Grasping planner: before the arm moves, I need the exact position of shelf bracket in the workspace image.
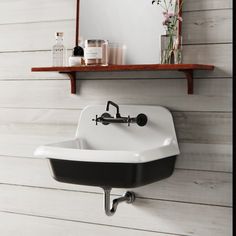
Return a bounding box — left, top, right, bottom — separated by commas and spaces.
60, 72, 76, 94
179, 69, 194, 95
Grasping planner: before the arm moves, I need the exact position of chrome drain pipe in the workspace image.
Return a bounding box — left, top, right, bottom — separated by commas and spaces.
103, 188, 135, 216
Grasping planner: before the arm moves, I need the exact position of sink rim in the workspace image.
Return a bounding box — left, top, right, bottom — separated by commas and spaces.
34, 137, 179, 164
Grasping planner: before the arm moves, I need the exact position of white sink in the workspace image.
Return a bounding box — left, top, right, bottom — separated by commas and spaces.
34, 104, 180, 188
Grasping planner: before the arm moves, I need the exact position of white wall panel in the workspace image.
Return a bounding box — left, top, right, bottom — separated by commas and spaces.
0, 211, 166, 236
0, 79, 232, 111
0, 184, 232, 236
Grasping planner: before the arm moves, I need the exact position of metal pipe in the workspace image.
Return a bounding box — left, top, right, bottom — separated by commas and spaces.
94, 113, 148, 127
103, 188, 135, 216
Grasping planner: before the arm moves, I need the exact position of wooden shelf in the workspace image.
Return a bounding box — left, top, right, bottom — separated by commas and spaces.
31, 64, 214, 94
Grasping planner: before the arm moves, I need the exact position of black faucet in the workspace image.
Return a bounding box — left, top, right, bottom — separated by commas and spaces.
106, 101, 121, 118
93, 101, 148, 127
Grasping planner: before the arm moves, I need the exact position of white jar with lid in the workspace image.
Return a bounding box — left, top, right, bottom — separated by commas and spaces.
84, 39, 108, 66
68, 45, 85, 66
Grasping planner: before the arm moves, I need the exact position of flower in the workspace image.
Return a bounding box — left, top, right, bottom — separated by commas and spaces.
162, 12, 174, 25
178, 16, 183, 22
152, 0, 184, 64
152, 0, 183, 35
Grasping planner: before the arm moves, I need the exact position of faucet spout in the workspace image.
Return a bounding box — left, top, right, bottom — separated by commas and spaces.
106, 101, 121, 118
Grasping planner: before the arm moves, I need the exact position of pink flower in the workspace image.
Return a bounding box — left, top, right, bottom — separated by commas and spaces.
168, 12, 174, 17
163, 11, 174, 18
162, 16, 170, 26
178, 16, 183, 22
163, 11, 168, 15
162, 20, 168, 26
162, 10, 183, 27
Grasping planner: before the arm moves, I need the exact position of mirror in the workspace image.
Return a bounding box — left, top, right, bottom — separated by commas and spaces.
80, 0, 182, 65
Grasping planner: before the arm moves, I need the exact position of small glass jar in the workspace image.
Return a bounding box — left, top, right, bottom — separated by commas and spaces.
84, 39, 108, 66
108, 42, 126, 65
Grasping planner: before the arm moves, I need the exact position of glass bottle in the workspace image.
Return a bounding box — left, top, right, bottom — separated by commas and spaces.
52, 32, 66, 67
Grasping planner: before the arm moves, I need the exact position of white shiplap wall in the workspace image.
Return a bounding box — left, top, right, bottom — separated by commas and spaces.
0, 0, 232, 235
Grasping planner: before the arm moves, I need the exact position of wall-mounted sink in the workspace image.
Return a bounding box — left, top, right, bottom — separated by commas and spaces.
34, 102, 179, 215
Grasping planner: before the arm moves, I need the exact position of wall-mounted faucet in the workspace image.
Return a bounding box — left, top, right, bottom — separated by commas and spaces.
93, 101, 148, 127
106, 101, 121, 118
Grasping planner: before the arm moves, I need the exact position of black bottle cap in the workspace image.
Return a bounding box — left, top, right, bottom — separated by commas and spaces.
73, 46, 84, 56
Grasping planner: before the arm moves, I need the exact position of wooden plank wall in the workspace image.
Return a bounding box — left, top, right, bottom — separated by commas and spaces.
0, 0, 232, 235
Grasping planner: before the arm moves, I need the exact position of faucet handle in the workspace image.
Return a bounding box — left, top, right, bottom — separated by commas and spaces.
92, 115, 98, 125
127, 115, 131, 127
136, 114, 148, 127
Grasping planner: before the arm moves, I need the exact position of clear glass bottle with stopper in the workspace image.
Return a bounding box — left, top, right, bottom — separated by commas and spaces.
52, 32, 66, 66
